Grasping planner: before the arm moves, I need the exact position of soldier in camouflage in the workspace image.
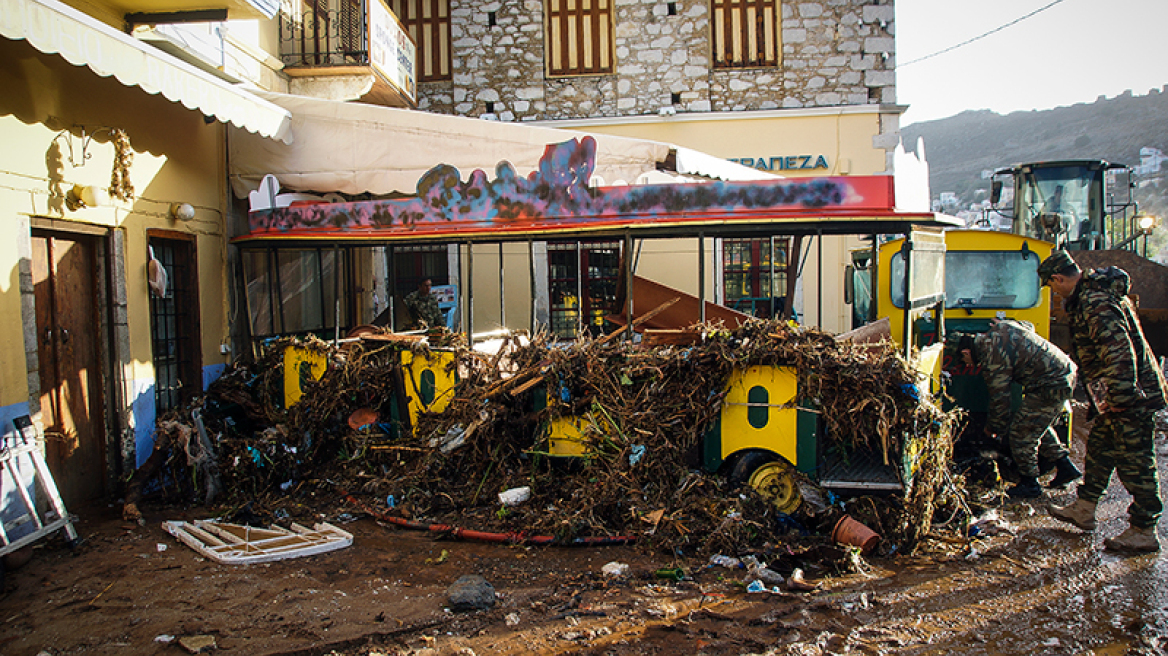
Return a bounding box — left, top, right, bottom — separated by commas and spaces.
1040, 250, 1168, 553
404, 278, 445, 330
949, 319, 1081, 499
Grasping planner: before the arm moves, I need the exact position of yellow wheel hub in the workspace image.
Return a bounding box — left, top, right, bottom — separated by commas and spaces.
747, 461, 802, 514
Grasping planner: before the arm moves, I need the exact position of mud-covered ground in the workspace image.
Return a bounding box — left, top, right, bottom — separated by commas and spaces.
2, 428, 1167, 656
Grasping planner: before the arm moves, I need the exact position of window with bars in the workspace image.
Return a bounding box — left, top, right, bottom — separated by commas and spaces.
548, 241, 621, 338
711, 0, 780, 69
722, 238, 788, 318
545, 0, 614, 77
388, 0, 451, 81
391, 244, 449, 298
149, 235, 203, 414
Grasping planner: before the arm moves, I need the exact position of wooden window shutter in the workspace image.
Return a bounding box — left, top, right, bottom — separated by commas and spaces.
388, 0, 451, 81
546, 0, 613, 76
711, 0, 779, 69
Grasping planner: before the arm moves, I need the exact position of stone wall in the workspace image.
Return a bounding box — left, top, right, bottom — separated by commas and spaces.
414, 0, 895, 120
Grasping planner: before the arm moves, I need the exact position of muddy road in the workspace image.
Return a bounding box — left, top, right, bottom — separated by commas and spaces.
1, 434, 1166, 655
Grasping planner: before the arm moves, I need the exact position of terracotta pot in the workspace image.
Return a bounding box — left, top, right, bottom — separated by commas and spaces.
831, 515, 880, 555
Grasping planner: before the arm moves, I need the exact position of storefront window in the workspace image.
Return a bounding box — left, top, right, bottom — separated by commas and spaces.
723, 238, 788, 318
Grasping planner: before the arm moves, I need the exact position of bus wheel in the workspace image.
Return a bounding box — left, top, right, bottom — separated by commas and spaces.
731, 453, 802, 514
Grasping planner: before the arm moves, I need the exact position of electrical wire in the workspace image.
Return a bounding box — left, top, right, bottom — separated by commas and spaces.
900, 0, 1069, 68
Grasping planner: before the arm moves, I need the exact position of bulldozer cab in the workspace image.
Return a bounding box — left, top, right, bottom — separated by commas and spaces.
990, 160, 1136, 251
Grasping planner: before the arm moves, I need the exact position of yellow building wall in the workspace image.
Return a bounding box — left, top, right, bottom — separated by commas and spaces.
557, 110, 889, 179
0, 34, 232, 454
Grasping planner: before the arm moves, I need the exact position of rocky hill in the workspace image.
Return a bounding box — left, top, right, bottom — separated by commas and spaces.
902, 87, 1168, 206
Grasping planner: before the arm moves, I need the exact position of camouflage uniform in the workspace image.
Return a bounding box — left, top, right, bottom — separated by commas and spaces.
1064, 266, 1167, 529
973, 319, 1076, 477
404, 288, 444, 329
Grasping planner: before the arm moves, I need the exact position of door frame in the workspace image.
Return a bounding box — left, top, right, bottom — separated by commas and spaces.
26, 219, 123, 506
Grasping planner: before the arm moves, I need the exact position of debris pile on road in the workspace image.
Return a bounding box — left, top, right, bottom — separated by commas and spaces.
131, 319, 965, 556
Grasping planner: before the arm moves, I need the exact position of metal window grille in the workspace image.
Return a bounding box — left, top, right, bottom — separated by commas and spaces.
281, 0, 370, 67
711, 0, 779, 69
548, 241, 620, 338
388, 0, 451, 81
149, 238, 200, 414
545, 0, 613, 77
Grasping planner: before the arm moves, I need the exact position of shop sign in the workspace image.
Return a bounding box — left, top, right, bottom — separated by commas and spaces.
730, 156, 830, 171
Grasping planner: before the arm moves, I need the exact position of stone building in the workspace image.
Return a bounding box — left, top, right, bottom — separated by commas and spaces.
403, 0, 896, 122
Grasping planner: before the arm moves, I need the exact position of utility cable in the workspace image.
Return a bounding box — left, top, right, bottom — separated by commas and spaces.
900, 0, 1068, 67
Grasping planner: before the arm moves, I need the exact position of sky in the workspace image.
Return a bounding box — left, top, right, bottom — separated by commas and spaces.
895, 0, 1168, 126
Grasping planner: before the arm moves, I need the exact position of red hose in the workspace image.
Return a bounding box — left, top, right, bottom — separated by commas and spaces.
342, 491, 636, 546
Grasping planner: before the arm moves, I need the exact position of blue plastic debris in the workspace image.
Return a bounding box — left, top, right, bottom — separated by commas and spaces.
899, 382, 920, 401
746, 580, 766, 593
248, 446, 264, 467
629, 445, 646, 466
386, 495, 396, 509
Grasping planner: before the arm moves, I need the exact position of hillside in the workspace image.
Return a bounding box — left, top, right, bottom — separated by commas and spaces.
902, 87, 1168, 205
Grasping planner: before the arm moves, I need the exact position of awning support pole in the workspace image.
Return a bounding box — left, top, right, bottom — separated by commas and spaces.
499, 243, 505, 329
698, 233, 706, 323
624, 232, 634, 342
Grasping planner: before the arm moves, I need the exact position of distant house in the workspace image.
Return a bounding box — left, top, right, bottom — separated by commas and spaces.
1135, 147, 1167, 176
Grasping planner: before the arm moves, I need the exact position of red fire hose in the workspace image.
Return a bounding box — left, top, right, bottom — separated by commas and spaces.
342, 491, 637, 546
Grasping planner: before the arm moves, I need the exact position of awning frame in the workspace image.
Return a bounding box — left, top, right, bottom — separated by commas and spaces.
1, 0, 293, 143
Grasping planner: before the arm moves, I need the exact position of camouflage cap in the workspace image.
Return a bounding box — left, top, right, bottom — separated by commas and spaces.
1036, 250, 1078, 285
943, 332, 977, 364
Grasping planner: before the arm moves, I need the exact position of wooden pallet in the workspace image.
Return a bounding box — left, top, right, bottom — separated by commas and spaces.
162, 519, 353, 565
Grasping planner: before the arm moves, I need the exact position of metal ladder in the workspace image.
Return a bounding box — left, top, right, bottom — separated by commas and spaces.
0, 416, 79, 556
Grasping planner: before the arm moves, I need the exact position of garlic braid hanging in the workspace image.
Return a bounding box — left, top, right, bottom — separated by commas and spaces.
109, 128, 134, 201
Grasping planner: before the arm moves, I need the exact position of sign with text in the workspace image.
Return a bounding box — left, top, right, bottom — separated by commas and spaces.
369, 0, 416, 103
730, 155, 830, 172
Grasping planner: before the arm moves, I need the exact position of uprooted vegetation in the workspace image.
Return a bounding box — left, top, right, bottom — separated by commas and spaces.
130, 319, 966, 558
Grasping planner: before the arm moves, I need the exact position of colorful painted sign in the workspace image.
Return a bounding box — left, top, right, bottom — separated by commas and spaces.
244, 137, 932, 242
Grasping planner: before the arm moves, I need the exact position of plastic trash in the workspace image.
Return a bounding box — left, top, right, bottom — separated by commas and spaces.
708, 554, 743, 569
386, 495, 396, 509
746, 580, 766, 593
747, 564, 785, 586
498, 486, 531, 507
601, 561, 629, 577
629, 445, 646, 466
430, 425, 467, 454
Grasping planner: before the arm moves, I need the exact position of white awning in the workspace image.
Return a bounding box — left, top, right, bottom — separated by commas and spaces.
228, 90, 776, 198
0, 0, 293, 143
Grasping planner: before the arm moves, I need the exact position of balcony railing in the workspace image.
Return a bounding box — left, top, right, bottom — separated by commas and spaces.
280, 3, 368, 68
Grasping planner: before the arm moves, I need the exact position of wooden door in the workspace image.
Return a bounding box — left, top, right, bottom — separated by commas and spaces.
32, 231, 106, 508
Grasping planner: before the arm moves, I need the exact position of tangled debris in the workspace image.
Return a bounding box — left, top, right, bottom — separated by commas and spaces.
131, 319, 965, 557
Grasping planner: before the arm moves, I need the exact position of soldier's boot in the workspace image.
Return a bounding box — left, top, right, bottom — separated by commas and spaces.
1048, 497, 1097, 531
1007, 476, 1043, 499
1104, 526, 1161, 553
1046, 456, 1083, 490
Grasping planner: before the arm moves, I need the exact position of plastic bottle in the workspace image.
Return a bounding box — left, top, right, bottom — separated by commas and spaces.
498, 486, 531, 507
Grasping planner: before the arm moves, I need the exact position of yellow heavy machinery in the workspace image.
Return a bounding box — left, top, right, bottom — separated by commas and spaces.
987, 159, 1167, 356
849, 229, 1064, 462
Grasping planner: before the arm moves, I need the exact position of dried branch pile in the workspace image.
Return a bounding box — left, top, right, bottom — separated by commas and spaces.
143, 319, 962, 556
